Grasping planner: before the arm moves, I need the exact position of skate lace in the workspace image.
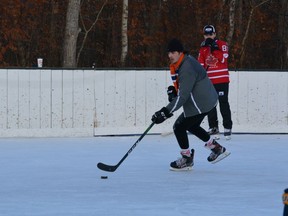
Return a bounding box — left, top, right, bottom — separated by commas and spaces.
209, 152, 217, 160
175, 157, 187, 166
209, 146, 223, 160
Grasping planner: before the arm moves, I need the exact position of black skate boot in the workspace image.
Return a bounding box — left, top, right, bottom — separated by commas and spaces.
207, 127, 220, 140
170, 149, 195, 171
224, 128, 232, 140
205, 140, 230, 164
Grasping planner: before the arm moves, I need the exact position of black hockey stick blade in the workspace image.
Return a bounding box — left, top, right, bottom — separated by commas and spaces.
97, 162, 118, 172
97, 122, 155, 172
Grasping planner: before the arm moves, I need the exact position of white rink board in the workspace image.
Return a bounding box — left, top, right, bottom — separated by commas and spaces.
0, 69, 287, 137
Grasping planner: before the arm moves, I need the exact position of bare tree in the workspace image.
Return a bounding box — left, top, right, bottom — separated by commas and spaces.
77, 0, 108, 65
226, 0, 236, 45
239, 0, 270, 67
279, 0, 288, 68
121, 0, 128, 66
217, 0, 227, 25
63, 0, 81, 67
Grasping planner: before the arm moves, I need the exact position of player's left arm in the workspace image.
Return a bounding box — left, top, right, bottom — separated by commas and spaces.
212, 41, 229, 64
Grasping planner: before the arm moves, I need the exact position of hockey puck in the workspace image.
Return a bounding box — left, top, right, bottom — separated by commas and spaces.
101, 176, 108, 179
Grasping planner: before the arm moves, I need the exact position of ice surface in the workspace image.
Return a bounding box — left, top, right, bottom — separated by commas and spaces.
0, 134, 287, 216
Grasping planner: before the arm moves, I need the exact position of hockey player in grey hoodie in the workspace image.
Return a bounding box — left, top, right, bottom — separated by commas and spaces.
152, 39, 230, 171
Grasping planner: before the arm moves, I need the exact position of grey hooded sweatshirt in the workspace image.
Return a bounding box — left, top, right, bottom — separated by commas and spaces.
166, 54, 218, 117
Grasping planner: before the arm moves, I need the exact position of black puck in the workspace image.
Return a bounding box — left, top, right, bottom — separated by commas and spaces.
101, 176, 108, 179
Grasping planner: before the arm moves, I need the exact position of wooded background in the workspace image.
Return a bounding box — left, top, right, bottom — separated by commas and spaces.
0, 0, 287, 69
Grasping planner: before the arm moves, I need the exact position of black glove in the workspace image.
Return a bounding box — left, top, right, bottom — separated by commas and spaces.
204, 38, 214, 46
210, 40, 219, 52
151, 107, 173, 124
167, 85, 177, 102
201, 38, 219, 52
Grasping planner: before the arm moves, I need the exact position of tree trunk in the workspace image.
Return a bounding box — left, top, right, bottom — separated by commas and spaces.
239, 0, 270, 67
279, 0, 288, 69
77, 0, 108, 66
226, 0, 236, 46
63, 0, 81, 67
121, 0, 128, 66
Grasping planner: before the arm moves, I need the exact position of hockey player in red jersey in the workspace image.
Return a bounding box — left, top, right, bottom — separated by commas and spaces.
198, 25, 233, 140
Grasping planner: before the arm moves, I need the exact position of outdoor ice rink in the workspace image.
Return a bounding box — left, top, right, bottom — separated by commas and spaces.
0, 133, 287, 216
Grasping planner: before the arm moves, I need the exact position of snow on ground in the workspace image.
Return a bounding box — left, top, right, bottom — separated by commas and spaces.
0, 134, 287, 216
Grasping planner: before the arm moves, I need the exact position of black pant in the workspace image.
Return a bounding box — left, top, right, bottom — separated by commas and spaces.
173, 112, 210, 149
208, 83, 233, 129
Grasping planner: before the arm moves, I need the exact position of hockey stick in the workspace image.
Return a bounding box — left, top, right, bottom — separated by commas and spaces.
161, 131, 174, 136
97, 122, 155, 172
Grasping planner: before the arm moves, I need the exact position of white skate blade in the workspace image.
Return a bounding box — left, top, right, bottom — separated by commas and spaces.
169, 166, 192, 171
212, 134, 220, 140
210, 151, 231, 164
225, 135, 231, 140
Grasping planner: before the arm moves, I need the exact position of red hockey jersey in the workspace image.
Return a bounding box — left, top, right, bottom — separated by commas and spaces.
198, 39, 229, 84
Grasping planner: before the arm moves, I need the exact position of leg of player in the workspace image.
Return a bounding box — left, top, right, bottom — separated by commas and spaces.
207, 107, 220, 140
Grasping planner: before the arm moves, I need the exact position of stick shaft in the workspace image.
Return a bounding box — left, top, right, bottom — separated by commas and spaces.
97, 122, 155, 172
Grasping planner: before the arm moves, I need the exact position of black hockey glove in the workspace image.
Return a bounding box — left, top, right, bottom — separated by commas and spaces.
151, 107, 173, 124
210, 40, 219, 52
204, 38, 214, 46
167, 85, 177, 102
201, 38, 219, 52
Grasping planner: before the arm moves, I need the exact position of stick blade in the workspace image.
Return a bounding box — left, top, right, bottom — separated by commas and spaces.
161, 131, 173, 136
97, 162, 118, 172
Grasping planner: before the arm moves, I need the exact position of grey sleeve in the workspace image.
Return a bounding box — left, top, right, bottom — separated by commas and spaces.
166, 62, 197, 113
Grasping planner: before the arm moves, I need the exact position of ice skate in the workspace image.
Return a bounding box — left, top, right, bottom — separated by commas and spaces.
170, 149, 194, 171
224, 128, 232, 140
207, 127, 220, 140
205, 139, 230, 164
